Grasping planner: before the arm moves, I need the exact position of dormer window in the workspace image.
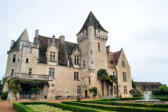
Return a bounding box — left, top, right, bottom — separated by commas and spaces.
50, 51, 55, 62
74, 55, 79, 65
12, 54, 16, 63
122, 61, 126, 68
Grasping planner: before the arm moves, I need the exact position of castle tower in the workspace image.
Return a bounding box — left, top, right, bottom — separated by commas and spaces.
77, 12, 108, 97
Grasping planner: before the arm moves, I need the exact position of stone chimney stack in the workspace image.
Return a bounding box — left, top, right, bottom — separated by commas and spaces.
106, 46, 110, 53
11, 40, 15, 48
59, 35, 65, 42
35, 29, 39, 37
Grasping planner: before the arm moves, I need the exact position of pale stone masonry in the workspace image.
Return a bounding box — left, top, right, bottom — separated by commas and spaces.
3, 12, 132, 99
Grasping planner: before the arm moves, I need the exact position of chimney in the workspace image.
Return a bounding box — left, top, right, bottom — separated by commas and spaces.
35, 29, 39, 37
11, 40, 15, 48
59, 35, 65, 42
106, 46, 110, 53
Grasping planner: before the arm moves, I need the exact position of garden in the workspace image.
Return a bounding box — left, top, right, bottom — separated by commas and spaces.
13, 96, 168, 112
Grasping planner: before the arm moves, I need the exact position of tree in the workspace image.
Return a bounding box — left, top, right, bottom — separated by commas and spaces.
89, 87, 98, 98
108, 75, 117, 96
8, 77, 22, 100
97, 69, 108, 97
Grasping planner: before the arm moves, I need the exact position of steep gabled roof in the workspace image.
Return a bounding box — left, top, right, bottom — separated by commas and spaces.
136, 82, 162, 91
107, 50, 121, 68
9, 29, 29, 52
77, 11, 108, 35
38, 35, 78, 66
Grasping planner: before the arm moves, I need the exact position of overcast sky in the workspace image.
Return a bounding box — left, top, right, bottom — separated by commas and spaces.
0, 0, 168, 85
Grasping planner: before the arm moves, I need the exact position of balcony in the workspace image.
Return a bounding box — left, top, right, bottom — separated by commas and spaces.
7, 72, 53, 81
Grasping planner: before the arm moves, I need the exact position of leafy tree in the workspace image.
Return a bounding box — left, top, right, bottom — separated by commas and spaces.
97, 69, 108, 97
108, 75, 117, 96
8, 77, 22, 100
0, 80, 3, 95
132, 80, 136, 89
152, 85, 168, 95
89, 87, 98, 98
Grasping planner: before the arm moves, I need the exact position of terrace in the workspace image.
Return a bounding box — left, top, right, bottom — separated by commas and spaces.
7, 73, 53, 81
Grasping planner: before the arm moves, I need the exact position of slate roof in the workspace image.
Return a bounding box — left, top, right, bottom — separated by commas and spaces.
107, 50, 121, 68
77, 11, 108, 35
9, 29, 29, 53
136, 82, 162, 91
38, 35, 78, 66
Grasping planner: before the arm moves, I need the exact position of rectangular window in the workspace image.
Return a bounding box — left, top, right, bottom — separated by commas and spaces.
29, 68, 32, 75
49, 67, 55, 78
26, 58, 29, 63
83, 60, 85, 68
98, 42, 101, 52
122, 61, 126, 68
12, 54, 16, 63
74, 72, 79, 81
123, 72, 127, 82
11, 69, 14, 75
77, 85, 81, 96
74, 56, 79, 65
124, 86, 128, 94
89, 77, 91, 85
50, 52, 56, 62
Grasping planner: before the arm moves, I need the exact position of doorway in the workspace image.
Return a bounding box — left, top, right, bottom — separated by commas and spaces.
85, 90, 88, 98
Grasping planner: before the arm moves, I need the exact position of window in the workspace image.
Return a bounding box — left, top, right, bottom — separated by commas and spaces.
122, 61, 126, 68
89, 77, 91, 85
98, 42, 101, 52
11, 69, 14, 75
77, 85, 81, 95
29, 68, 32, 75
50, 52, 56, 62
26, 58, 29, 63
12, 54, 16, 63
123, 72, 127, 82
124, 86, 128, 94
83, 60, 85, 68
49, 68, 55, 78
74, 56, 79, 65
74, 72, 79, 81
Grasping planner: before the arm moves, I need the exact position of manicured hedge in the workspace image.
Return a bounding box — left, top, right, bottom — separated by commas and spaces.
82, 101, 168, 108
13, 103, 35, 112
20, 102, 113, 112
99, 97, 143, 101
63, 101, 168, 112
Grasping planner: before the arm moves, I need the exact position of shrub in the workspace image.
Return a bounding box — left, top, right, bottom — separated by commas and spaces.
1, 92, 8, 100
20, 102, 113, 112
63, 101, 168, 112
13, 103, 35, 112
76, 96, 81, 101
82, 100, 168, 108
89, 87, 98, 98
152, 85, 168, 95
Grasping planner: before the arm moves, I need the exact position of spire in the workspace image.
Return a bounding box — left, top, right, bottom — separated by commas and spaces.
18, 29, 29, 42
77, 11, 108, 35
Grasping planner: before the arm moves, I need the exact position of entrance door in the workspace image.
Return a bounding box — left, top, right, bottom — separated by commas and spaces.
85, 90, 88, 98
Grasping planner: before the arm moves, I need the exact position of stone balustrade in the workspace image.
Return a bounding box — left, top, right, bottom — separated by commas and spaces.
7, 72, 53, 81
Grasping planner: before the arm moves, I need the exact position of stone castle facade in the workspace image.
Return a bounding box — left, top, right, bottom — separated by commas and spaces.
3, 12, 132, 99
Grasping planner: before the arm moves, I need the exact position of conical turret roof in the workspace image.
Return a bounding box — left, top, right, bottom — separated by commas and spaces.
77, 11, 108, 35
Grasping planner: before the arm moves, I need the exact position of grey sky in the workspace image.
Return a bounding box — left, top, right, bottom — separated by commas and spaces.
0, 0, 168, 85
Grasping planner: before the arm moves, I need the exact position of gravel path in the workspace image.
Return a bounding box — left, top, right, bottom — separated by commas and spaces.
0, 100, 16, 112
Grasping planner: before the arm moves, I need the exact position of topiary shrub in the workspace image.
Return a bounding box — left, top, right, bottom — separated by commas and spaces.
1, 92, 8, 100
